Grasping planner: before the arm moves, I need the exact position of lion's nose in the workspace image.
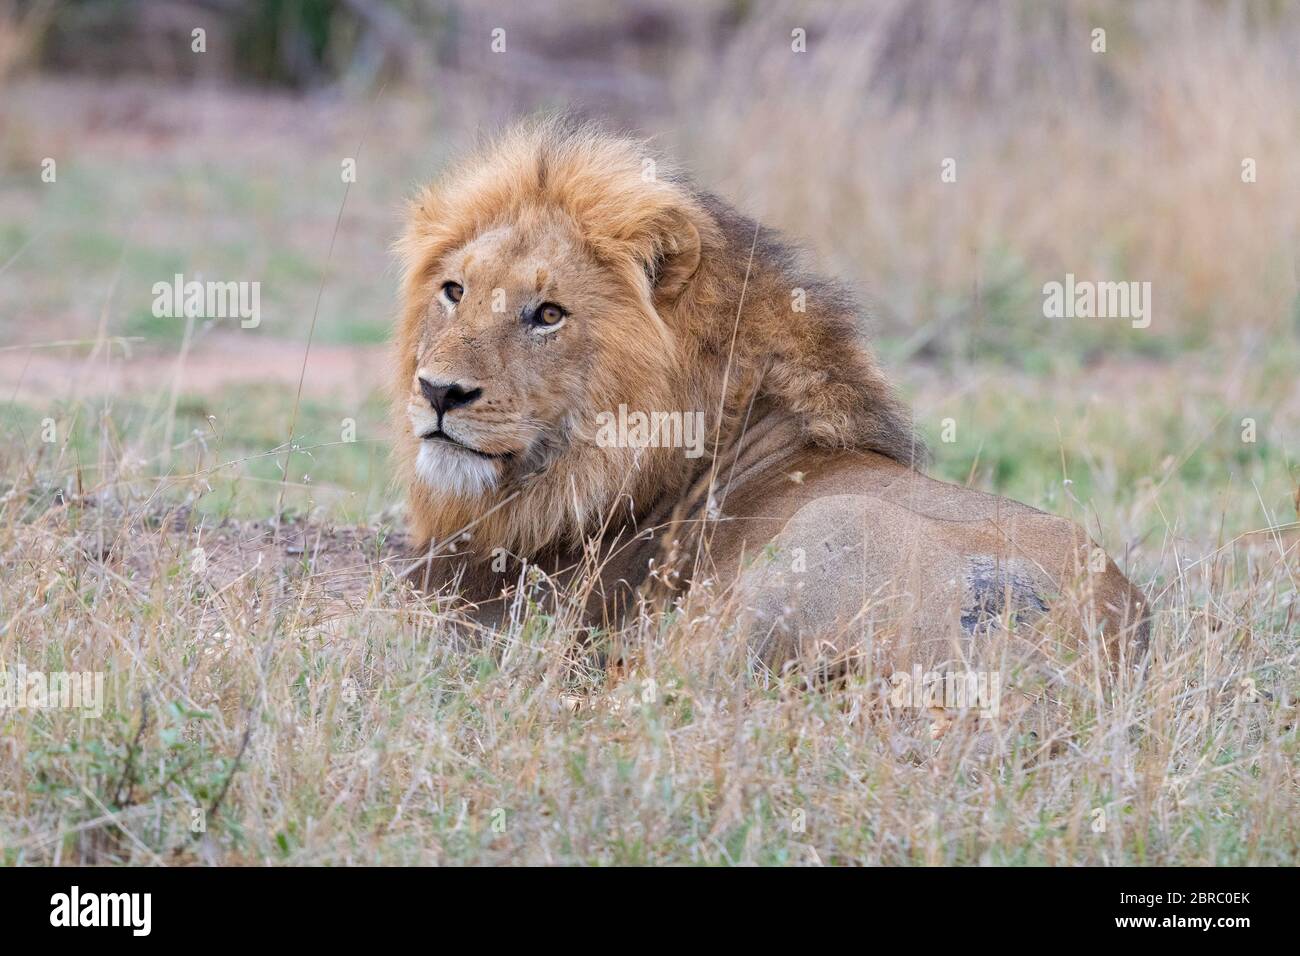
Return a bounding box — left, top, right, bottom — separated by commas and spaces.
419, 378, 483, 417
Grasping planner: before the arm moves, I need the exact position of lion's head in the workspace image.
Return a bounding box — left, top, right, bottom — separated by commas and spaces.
394, 116, 921, 563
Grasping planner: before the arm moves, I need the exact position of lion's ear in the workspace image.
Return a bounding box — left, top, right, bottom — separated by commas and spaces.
646, 211, 701, 302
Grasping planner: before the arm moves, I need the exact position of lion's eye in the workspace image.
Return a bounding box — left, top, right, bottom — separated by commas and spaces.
531, 302, 567, 329
441, 281, 464, 305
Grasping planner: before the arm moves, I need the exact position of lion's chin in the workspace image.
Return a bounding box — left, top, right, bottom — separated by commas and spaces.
415, 441, 502, 498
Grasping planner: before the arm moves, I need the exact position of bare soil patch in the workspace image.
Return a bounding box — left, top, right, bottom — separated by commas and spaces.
1, 335, 387, 405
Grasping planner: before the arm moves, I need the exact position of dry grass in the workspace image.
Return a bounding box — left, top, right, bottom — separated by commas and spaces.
0, 0, 1298, 865
0, 346, 1295, 866
0, 512, 1294, 865
668, 0, 1300, 354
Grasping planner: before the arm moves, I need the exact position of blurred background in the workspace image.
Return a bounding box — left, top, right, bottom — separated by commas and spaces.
5, 1, 1298, 869
0, 0, 1296, 542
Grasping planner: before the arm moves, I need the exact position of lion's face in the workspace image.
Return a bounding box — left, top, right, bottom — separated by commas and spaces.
404, 209, 672, 498
395, 119, 918, 559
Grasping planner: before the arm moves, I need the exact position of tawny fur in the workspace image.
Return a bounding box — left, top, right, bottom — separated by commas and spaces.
392, 116, 920, 561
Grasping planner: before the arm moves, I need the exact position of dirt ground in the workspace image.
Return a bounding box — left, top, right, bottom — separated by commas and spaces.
0, 334, 387, 405
27, 499, 412, 617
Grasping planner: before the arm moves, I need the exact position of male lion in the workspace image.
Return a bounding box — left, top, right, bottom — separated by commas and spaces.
392, 117, 1147, 679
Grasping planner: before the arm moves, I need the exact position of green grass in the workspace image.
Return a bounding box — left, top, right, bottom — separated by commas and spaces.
0, 339, 1295, 865
2, 383, 390, 523
2, 43, 1298, 864
0, 151, 399, 348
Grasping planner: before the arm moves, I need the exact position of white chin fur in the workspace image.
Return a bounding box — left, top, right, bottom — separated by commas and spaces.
415, 441, 500, 497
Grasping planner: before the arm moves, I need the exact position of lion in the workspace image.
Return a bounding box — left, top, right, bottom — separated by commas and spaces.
391, 116, 1148, 684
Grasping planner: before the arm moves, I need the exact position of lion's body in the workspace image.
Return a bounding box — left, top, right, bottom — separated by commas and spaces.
392, 117, 1147, 673
695, 435, 1145, 669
